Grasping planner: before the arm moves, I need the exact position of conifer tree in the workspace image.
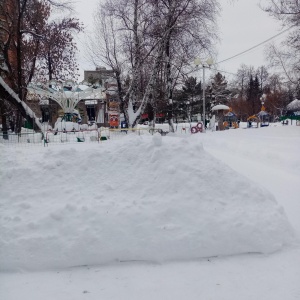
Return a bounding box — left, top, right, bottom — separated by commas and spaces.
181, 76, 202, 121
247, 75, 261, 115
210, 72, 230, 106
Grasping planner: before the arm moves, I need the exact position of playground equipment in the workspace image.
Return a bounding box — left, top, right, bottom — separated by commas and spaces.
247, 110, 270, 128
257, 110, 270, 127
223, 109, 239, 129
247, 115, 259, 128
258, 94, 269, 127
191, 122, 203, 134
211, 104, 230, 131
247, 111, 269, 128
247, 94, 270, 128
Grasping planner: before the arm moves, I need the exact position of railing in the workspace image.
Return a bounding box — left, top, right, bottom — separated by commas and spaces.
0, 129, 101, 147
44, 129, 100, 146
99, 127, 149, 140
0, 131, 44, 147
0, 123, 200, 147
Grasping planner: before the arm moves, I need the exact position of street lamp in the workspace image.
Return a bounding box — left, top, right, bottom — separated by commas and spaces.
260, 93, 267, 111
194, 58, 213, 132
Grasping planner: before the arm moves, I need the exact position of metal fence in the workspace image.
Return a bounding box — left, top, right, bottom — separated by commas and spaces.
0, 128, 149, 147
0, 124, 195, 147
99, 128, 150, 141
0, 132, 44, 147
44, 129, 100, 146
0, 129, 100, 147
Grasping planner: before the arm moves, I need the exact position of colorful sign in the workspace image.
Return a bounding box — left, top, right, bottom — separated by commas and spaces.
109, 113, 119, 127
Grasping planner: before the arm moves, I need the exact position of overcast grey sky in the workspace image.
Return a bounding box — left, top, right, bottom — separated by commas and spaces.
74, 0, 288, 81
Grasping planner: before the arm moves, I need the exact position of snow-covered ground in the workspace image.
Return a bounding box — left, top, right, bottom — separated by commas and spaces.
1, 123, 300, 300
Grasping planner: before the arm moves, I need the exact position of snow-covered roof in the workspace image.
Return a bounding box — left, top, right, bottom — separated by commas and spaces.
287, 99, 300, 111
211, 104, 230, 111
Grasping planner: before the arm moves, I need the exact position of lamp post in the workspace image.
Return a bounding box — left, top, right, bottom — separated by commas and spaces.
260, 93, 267, 111
194, 58, 213, 132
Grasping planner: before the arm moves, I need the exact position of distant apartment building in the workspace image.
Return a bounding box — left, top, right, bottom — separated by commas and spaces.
84, 67, 115, 86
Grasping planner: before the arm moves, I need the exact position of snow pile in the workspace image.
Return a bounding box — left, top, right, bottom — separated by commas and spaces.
0, 134, 293, 271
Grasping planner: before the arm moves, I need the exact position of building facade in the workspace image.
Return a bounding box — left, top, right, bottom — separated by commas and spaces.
84, 67, 115, 86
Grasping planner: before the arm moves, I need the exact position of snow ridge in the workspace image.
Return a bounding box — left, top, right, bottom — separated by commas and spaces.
0, 134, 293, 271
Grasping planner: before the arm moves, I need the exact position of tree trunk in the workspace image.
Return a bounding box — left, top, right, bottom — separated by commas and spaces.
125, 0, 141, 128
0, 102, 9, 139
48, 51, 52, 80
115, 70, 128, 126
165, 34, 174, 132
15, 0, 28, 133
131, 43, 165, 128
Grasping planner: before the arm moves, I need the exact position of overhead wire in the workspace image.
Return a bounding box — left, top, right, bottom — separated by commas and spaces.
215, 26, 294, 65
188, 26, 294, 79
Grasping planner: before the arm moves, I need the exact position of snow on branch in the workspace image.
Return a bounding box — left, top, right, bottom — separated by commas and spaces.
20, 30, 46, 40
0, 76, 42, 131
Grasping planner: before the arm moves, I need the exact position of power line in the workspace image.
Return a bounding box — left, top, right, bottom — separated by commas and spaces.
216, 26, 293, 65
209, 67, 236, 76
187, 66, 235, 76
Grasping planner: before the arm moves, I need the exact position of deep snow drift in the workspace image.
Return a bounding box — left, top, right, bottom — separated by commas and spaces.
0, 131, 293, 271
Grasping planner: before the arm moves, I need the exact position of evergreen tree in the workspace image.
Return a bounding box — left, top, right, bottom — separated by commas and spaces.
210, 72, 230, 106
182, 77, 202, 102
247, 75, 262, 115
181, 76, 202, 121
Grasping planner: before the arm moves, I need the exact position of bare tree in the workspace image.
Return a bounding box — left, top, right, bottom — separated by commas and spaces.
86, 0, 156, 126
256, 65, 269, 92
262, 1, 300, 89
265, 42, 298, 85
0, 0, 81, 132
234, 64, 255, 100
89, 0, 219, 129
262, 0, 300, 25
0, 0, 51, 131
35, 17, 83, 82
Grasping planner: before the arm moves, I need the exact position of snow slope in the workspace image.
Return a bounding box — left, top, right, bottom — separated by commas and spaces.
0, 130, 293, 271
